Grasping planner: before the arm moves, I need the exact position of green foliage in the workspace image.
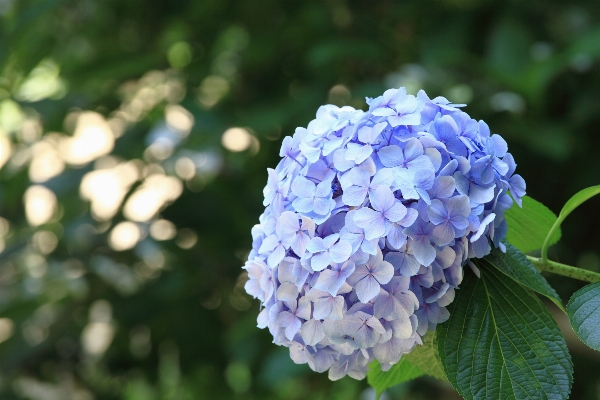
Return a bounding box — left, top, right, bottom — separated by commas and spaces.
486, 244, 565, 312
403, 331, 447, 382
367, 359, 424, 397
367, 331, 447, 397
567, 281, 600, 351
505, 195, 561, 253
0, 1, 600, 398
542, 186, 600, 260
437, 257, 573, 400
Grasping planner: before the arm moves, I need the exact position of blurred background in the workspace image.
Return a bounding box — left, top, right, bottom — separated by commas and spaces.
0, 0, 599, 399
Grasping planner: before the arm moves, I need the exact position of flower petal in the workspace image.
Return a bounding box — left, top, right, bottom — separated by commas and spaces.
356, 275, 381, 303
301, 318, 325, 346
353, 208, 385, 240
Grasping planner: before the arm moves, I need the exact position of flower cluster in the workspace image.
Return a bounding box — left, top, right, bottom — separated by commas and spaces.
243, 87, 526, 380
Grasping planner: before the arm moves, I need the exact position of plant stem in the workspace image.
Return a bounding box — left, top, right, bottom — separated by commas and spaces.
527, 256, 600, 283
540, 221, 560, 264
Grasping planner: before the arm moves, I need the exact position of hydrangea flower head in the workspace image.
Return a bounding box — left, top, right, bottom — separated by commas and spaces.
243, 87, 526, 380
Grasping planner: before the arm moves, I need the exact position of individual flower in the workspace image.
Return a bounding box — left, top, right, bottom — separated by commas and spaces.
306, 234, 353, 272
353, 186, 408, 240
347, 249, 394, 303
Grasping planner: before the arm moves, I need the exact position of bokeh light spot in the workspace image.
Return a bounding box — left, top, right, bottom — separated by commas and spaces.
167, 41, 192, 69
0, 318, 14, 344
61, 112, 115, 165
108, 221, 141, 251
221, 127, 252, 152
149, 219, 177, 241
123, 174, 183, 222
165, 104, 194, 134
24, 185, 57, 226
175, 228, 197, 249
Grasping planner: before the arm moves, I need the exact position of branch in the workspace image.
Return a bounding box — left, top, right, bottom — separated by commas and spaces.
527, 256, 600, 283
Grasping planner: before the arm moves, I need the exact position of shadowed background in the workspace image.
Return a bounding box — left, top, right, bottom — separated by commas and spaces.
0, 0, 599, 399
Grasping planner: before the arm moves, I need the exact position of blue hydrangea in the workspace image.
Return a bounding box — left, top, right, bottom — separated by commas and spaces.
243, 87, 526, 380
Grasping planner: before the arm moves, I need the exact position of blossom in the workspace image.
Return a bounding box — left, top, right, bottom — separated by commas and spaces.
378, 138, 434, 174
243, 86, 526, 380
347, 249, 394, 303
353, 186, 408, 240
277, 211, 315, 257
291, 176, 335, 216
306, 234, 352, 272
427, 195, 471, 245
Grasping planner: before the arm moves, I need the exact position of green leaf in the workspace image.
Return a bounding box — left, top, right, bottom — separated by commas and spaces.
403, 331, 447, 381
542, 185, 600, 260
486, 243, 565, 312
367, 359, 424, 396
505, 195, 561, 253
567, 281, 600, 351
367, 331, 447, 396
561, 186, 600, 219
437, 258, 573, 400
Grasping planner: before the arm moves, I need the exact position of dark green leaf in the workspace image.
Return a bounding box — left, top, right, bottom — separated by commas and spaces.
505, 195, 561, 253
486, 244, 565, 312
437, 260, 572, 400
567, 281, 600, 351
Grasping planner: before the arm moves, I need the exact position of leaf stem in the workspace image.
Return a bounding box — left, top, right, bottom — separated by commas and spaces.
540, 221, 560, 264
526, 256, 600, 283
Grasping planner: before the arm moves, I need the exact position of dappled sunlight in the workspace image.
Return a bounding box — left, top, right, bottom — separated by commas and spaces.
198, 75, 229, 108
123, 174, 183, 222
14, 59, 67, 102
80, 160, 140, 221
0, 318, 14, 344
31, 230, 58, 255
149, 219, 177, 241
108, 221, 142, 251
82, 300, 114, 357
24, 185, 57, 226
61, 111, 115, 166
221, 127, 252, 152
0, 132, 11, 170
29, 134, 65, 182
0, 99, 25, 133
165, 104, 194, 134
174, 156, 196, 180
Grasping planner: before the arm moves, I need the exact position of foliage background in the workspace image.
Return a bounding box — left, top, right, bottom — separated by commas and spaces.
0, 0, 600, 399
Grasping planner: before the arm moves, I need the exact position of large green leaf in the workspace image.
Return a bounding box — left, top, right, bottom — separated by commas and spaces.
437, 258, 572, 400
367, 331, 447, 396
486, 244, 565, 312
542, 185, 600, 259
505, 195, 561, 253
567, 281, 600, 351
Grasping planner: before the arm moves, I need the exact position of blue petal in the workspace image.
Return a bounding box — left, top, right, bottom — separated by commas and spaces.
411, 237, 436, 266
355, 275, 381, 303
378, 145, 403, 167
353, 208, 385, 240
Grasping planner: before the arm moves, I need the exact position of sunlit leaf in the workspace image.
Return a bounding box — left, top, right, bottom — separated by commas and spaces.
542, 185, 600, 259
367, 359, 423, 398
403, 331, 447, 382
367, 331, 447, 397
505, 195, 560, 253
